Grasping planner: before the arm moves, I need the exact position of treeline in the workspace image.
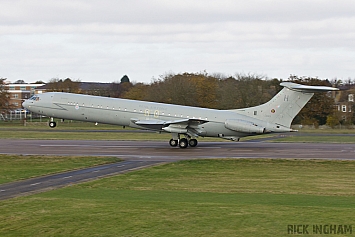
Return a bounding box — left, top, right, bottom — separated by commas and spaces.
122, 73, 281, 109
43, 72, 354, 126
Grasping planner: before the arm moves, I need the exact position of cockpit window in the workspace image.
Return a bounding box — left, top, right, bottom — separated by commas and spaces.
29, 95, 40, 101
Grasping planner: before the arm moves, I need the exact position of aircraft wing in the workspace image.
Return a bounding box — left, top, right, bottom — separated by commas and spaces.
132, 118, 208, 136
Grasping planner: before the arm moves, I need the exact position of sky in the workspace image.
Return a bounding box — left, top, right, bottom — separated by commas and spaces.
1, 0, 355, 84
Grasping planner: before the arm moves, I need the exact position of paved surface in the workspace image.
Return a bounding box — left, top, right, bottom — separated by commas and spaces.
0, 160, 163, 200
1, 139, 355, 160
1, 138, 355, 200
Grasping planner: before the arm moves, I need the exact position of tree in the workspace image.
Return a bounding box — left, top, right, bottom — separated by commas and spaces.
233, 73, 272, 108
190, 73, 218, 108
122, 83, 149, 100
122, 72, 280, 109
216, 77, 240, 109
120, 75, 130, 83
144, 73, 197, 106
0, 78, 13, 112
109, 79, 133, 98
326, 114, 340, 128
14, 79, 26, 84
32, 80, 45, 84
289, 76, 335, 126
120, 81, 133, 96
145, 72, 216, 108
46, 78, 81, 93
108, 81, 120, 97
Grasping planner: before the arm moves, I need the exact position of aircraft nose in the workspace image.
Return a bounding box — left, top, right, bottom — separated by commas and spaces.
22, 100, 29, 109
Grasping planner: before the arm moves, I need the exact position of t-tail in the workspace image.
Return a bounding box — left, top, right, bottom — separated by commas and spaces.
233, 82, 339, 131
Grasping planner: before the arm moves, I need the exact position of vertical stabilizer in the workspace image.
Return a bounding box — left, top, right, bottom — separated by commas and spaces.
233, 82, 338, 128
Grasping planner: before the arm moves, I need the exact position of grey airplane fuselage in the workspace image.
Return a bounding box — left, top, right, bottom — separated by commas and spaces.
22, 82, 339, 147
24, 92, 266, 139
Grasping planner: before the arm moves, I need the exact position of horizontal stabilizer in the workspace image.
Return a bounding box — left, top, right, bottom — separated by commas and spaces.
280, 82, 339, 92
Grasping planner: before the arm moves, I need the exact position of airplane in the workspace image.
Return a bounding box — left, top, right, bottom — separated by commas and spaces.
22, 82, 338, 148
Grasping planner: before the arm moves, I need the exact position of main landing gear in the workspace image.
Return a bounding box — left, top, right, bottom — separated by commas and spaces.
49, 117, 57, 128
169, 136, 198, 149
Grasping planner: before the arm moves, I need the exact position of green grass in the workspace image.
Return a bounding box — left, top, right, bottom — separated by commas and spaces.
1, 159, 355, 236
0, 155, 121, 184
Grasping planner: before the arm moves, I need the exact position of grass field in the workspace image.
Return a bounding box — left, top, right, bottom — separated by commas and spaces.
0, 155, 120, 184
1, 121, 355, 236
1, 158, 355, 236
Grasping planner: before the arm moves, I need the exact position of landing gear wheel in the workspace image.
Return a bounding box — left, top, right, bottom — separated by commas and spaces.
169, 139, 178, 147
179, 138, 188, 149
49, 121, 57, 128
189, 139, 198, 147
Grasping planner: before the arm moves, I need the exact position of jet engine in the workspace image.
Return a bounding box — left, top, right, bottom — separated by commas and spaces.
224, 119, 266, 134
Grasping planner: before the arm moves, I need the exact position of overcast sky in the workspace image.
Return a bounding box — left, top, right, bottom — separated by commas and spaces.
1, 0, 355, 84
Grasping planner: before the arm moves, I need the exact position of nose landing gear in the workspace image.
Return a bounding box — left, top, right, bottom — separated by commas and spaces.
49, 117, 56, 128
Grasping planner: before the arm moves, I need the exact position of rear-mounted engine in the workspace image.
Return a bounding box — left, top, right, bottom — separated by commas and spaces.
225, 119, 266, 134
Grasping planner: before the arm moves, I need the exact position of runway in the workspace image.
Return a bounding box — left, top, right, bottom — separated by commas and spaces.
1, 139, 355, 160
1, 139, 355, 200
